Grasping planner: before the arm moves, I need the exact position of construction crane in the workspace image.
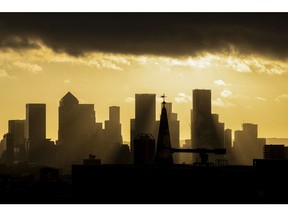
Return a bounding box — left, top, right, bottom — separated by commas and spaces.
170, 148, 226, 165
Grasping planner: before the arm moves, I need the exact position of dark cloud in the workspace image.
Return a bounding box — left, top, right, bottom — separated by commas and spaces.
0, 13, 287, 59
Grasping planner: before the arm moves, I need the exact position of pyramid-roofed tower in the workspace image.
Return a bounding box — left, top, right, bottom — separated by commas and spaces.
60, 92, 79, 106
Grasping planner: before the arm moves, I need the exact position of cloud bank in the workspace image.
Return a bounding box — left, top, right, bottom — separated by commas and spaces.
0, 13, 287, 59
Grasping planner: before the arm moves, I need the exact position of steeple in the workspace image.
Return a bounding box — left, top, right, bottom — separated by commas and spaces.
155, 94, 174, 165
60, 92, 79, 106
161, 93, 167, 108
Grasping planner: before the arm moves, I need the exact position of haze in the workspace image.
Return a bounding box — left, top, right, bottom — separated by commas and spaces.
1, 13, 288, 142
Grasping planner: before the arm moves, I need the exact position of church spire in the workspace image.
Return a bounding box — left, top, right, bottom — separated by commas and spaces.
155, 94, 174, 165
161, 93, 167, 107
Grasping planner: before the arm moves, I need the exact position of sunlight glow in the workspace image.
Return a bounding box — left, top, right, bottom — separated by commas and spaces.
1, 42, 288, 141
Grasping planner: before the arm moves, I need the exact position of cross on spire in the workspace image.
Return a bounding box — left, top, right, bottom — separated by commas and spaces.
161, 94, 167, 106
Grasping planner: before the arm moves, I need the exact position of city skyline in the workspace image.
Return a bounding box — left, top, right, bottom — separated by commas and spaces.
1, 13, 288, 142
0, 12, 288, 204
0, 88, 286, 143
0, 89, 279, 143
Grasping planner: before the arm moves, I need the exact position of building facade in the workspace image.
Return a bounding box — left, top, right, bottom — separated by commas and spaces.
8, 120, 25, 162
58, 92, 99, 165
130, 94, 157, 158
25, 104, 46, 163
232, 123, 265, 165
191, 89, 225, 163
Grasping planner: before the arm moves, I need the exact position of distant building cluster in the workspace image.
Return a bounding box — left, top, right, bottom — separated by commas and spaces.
1, 89, 285, 170
231, 123, 266, 165
0, 92, 129, 171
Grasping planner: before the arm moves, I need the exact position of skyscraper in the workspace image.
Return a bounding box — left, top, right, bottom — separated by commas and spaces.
232, 123, 265, 165
224, 128, 232, 163
109, 106, 120, 123
191, 89, 225, 163
58, 92, 99, 165
130, 94, 157, 156
58, 92, 96, 144
104, 106, 122, 145
192, 89, 213, 150
103, 106, 123, 163
8, 120, 25, 162
25, 104, 46, 162
135, 94, 156, 135
58, 91, 78, 146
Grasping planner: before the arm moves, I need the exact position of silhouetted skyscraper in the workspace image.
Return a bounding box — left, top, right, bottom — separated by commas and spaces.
103, 106, 123, 163
58, 92, 100, 165
211, 114, 225, 148
192, 89, 212, 150
104, 106, 122, 145
232, 123, 265, 165
135, 94, 156, 134
130, 94, 157, 157
58, 92, 96, 145
58, 92, 80, 144
8, 120, 25, 162
191, 89, 225, 164
109, 106, 120, 123
224, 128, 232, 163
155, 98, 173, 165
25, 104, 46, 163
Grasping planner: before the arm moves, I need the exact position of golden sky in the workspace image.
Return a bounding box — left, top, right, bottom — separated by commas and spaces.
1, 42, 288, 142
1, 13, 288, 143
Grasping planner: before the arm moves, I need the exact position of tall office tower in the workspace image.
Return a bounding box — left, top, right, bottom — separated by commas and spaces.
58, 91, 79, 145
8, 120, 25, 162
224, 129, 232, 163
103, 106, 123, 163
58, 92, 96, 143
155, 100, 173, 165
192, 89, 212, 149
157, 102, 180, 163
109, 106, 120, 123
211, 114, 225, 164
58, 92, 100, 165
191, 89, 225, 163
211, 114, 225, 148
104, 106, 122, 145
25, 104, 46, 163
232, 123, 265, 165
130, 94, 157, 157
135, 94, 156, 134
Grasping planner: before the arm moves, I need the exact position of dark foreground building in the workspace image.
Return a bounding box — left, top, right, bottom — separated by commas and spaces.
1, 161, 288, 204
71, 161, 288, 204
